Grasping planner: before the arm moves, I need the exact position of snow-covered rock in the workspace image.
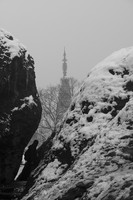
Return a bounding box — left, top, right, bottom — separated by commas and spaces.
22, 47, 133, 200
0, 29, 42, 183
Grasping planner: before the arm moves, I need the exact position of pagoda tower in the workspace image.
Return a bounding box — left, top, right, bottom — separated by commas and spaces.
62, 48, 67, 77
57, 49, 72, 120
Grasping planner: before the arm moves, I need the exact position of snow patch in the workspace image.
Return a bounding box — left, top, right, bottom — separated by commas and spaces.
11, 95, 37, 112
20, 95, 37, 109
0, 29, 29, 61
41, 159, 62, 182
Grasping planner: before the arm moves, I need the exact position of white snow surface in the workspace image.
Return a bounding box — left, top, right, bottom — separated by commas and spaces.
0, 29, 30, 61
12, 95, 37, 112
22, 47, 133, 200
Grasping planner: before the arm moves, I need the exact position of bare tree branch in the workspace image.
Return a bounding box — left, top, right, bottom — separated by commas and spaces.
33, 79, 81, 144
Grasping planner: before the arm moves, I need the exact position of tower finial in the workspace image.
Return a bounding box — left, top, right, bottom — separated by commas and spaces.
62, 48, 67, 77
64, 47, 66, 57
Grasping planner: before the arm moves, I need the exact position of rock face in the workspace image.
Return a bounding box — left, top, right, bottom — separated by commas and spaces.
22, 47, 133, 200
0, 29, 42, 184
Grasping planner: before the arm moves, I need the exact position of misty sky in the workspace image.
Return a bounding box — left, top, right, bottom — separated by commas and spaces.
0, 0, 133, 88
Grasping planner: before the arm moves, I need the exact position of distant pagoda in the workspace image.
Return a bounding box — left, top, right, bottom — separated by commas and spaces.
57, 49, 72, 119
62, 48, 67, 77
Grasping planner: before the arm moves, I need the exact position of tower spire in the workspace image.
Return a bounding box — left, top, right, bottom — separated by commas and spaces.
62, 48, 67, 77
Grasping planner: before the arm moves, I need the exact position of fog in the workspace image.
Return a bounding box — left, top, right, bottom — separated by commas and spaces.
0, 0, 132, 88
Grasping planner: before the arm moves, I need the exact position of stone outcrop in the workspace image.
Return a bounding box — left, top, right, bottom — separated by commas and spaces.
0, 29, 42, 184
22, 47, 133, 200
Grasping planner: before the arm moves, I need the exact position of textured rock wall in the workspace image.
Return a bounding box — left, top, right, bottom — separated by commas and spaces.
22, 47, 133, 200
0, 29, 42, 183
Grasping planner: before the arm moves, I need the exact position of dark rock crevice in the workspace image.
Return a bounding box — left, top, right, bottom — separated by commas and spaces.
57, 181, 94, 200
124, 80, 133, 92
86, 116, 93, 122
66, 116, 78, 126
101, 105, 112, 114
110, 96, 129, 117
109, 67, 129, 78
81, 100, 93, 114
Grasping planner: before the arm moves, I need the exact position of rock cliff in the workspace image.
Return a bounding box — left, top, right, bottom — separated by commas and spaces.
0, 29, 42, 184
22, 47, 133, 200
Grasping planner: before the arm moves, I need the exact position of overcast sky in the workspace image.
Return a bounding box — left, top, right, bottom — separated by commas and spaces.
0, 0, 133, 88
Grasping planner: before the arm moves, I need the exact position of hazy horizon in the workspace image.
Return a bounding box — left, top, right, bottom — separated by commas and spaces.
0, 0, 133, 88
